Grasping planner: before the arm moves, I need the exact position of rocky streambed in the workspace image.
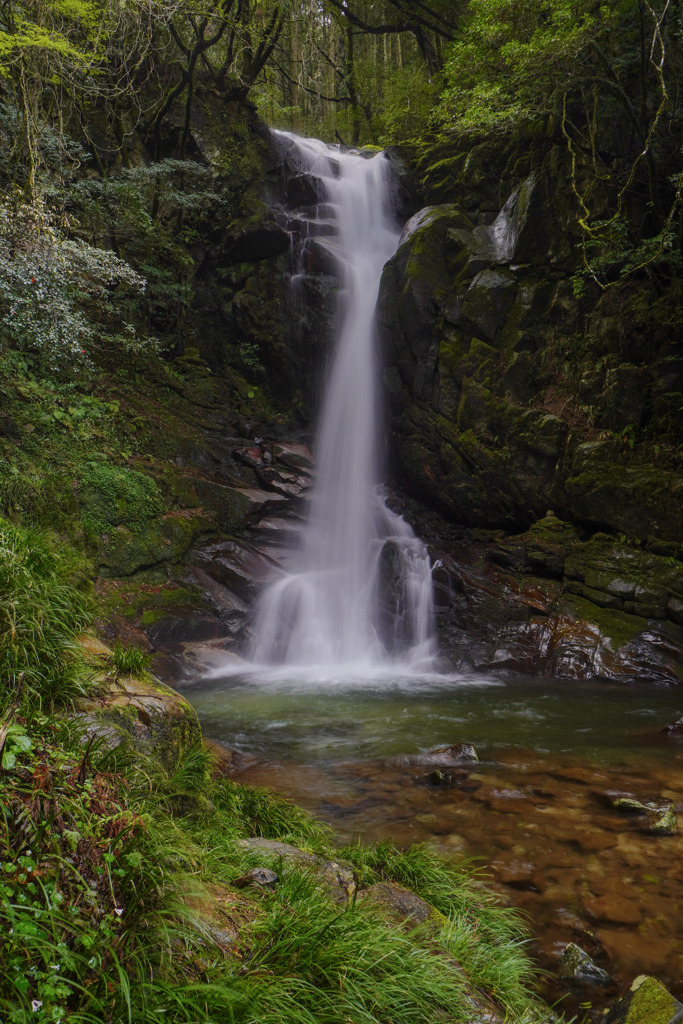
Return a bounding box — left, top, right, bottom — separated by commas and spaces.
177, 669, 683, 1020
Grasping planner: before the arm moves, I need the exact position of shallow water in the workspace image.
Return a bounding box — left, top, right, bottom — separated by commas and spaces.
185, 672, 683, 1016
190, 671, 680, 766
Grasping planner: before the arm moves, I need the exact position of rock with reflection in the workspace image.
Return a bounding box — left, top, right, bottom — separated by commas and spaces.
662, 715, 683, 737
560, 942, 610, 986
604, 792, 679, 836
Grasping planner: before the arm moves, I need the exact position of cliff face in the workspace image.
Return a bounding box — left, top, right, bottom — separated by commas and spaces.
378, 142, 682, 545
373, 138, 683, 680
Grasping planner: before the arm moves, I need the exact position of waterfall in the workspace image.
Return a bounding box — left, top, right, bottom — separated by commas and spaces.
250, 133, 436, 673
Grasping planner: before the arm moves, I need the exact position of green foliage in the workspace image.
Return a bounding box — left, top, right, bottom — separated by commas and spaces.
375, 61, 440, 145
437, 0, 595, 135
0, 718, 206, 1024
213, 779, 334, 850
110, 640, 151, 675
0, 517, 92, 707
0, 193, 146, 369
343, 841, 536, 1016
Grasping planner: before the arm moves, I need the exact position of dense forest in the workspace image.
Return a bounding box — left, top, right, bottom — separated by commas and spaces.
1, 2, 683, 1023
2, 0, 683, 359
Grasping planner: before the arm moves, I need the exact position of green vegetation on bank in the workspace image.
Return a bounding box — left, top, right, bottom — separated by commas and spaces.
0, 517, 545, 1024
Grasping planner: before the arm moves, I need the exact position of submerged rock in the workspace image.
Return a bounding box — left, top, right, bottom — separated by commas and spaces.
604, 793, 679, 835
559, 942, 610, 986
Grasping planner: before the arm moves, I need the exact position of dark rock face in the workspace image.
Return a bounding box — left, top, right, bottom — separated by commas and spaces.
424, 511, 683, 683
378, 147, 683, 549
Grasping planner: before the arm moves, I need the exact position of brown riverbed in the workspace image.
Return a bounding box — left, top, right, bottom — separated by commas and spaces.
185, 672, 683, 1018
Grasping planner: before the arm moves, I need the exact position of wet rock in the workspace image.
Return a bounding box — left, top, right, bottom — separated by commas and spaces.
418, 743, 480, 786
232, 867, 279, 890
190, 539, 280, 601
430, 742, 479, 763
359, 882, 443, 931
202, 737, 256, 777
286, 172, 326, 207
604, 793, 678, 835
559, 942, 610, 986
661, 715, 683, 736
603, 975, 683, 1024
222, 222, 291, 265
78, 674, 201, 772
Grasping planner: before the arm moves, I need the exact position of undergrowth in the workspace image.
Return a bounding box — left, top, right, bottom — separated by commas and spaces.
0, 522, 547, 1024
0, 517, 92, 708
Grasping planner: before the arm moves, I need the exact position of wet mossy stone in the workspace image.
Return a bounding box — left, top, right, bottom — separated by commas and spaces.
359, 882, 445, 933
559, 942, 610, 986
563, 442, 683, 544
78, 675, 201, 773
604, 975, 683, 1024
605, 793, 678, 835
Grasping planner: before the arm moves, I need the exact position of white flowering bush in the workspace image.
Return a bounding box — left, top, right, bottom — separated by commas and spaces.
0, 193, 147, 367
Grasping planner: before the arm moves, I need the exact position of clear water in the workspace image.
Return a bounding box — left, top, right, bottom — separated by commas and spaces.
186, 673, 683, 1014
189, 672, 682, 767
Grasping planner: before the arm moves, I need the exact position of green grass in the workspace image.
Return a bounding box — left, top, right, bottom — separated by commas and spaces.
0, 520, 548, 1024
110, 640, 152, 676
0, 716, 547, 1024
0, 517, 93, 707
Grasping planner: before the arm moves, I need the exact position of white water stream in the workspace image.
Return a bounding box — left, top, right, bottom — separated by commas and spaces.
249, 133, 436, 675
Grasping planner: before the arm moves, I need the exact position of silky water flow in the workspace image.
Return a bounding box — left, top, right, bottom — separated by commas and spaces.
249, 133, 436, 675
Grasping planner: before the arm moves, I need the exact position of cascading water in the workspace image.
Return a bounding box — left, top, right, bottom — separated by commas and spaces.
249, 133, 436, 674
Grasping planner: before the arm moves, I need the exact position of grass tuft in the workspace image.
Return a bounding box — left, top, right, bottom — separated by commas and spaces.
0, 517, 92, 708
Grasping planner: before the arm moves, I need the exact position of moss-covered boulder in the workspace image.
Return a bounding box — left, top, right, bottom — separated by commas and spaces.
78, 674, 201, 771
604, 975, 683, 1024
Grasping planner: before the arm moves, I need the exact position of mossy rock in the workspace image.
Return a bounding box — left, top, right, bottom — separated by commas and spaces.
360, 883, 446, 934
604, 975, 683, 1024
78, 675, 201, 772
235, 838, 355, 903
563, 442, 683, 544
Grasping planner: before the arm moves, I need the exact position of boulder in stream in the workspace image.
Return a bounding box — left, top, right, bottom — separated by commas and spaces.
559, 942, 610, 986
604, 793, 679, 836
603, 975, 683, 1024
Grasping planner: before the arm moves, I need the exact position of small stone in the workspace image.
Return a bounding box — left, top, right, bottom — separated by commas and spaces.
605, 792, 678, 835
559, 942, 610, 986
645, 803, 678, 836
661, 715, 683, 736
232, 867, 279, 890
437, 742, 479, 763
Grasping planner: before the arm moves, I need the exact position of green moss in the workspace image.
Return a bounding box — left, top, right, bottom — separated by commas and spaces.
79, 462, 164, 535
611, 975, 681, 1024
564, 595, 642, 651
140, 608, 169, 627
